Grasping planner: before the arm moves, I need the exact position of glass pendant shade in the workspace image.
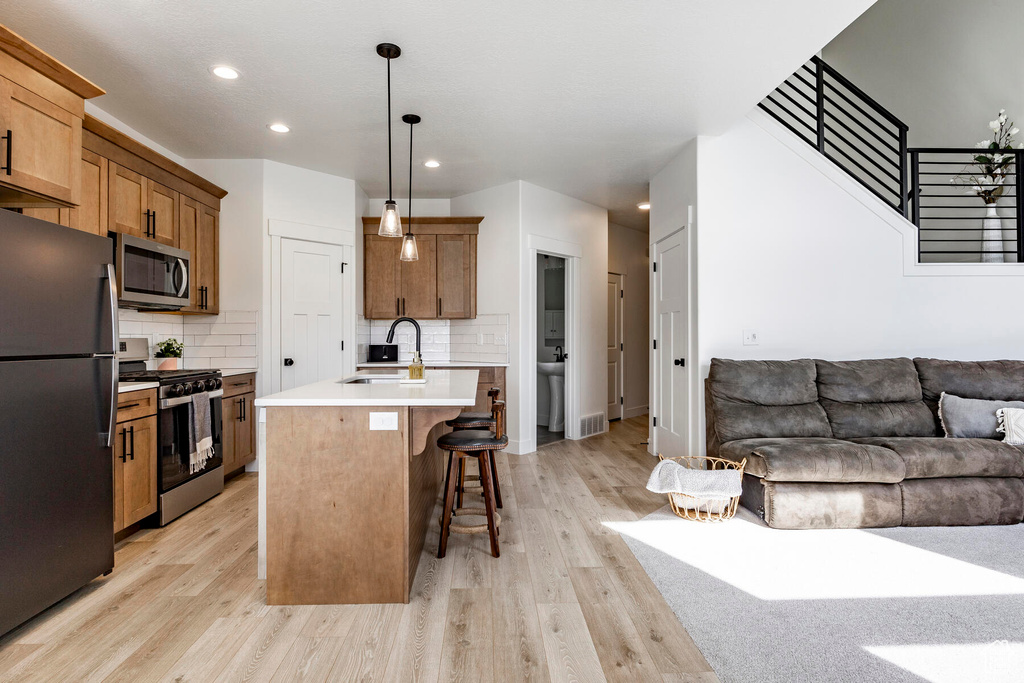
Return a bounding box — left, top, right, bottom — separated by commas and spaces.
379, 200, 402, 237
399, 232, 419, 261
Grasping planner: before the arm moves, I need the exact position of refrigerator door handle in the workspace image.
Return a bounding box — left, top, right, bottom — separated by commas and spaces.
103, 264, 119, 447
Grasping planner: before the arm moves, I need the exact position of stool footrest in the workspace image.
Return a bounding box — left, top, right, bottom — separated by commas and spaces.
441, 507, 502, 535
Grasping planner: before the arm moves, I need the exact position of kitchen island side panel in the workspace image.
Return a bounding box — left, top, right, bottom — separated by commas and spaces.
266, 406, 410, 605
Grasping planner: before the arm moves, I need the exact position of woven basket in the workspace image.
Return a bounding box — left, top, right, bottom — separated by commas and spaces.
658, 454, 746, 522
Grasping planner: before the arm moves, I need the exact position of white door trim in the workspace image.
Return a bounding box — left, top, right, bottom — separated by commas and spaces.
517, 233, 582, 453
607, 272, 625, 421
268, 220, 356, 395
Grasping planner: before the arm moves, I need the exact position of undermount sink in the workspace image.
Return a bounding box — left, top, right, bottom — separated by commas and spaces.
537, 361, 565, 376
340, 374, 404, 384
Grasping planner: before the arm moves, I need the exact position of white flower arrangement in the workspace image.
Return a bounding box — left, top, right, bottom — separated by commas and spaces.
953, 109, 1020, 204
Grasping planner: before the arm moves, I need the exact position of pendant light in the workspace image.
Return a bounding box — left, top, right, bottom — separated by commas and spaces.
376, 43, 403, 237
400, 114, 420, 261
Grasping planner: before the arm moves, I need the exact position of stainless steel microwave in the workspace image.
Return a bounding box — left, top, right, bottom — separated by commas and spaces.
114, 233, 190, 309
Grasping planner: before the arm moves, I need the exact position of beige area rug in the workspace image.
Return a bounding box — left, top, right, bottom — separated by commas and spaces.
613, 506, 1024, 683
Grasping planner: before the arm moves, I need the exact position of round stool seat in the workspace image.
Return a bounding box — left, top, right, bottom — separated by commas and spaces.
437, 429, 509, 452
446, 412, 496, 429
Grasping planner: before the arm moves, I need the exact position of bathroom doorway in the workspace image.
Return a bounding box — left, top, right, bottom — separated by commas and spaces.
537, 254, 566, 447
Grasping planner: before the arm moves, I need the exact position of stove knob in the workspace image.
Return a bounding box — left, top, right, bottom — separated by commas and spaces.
169, 384, 185, 397
192, 380, 206, 393
182, 382, 194, 395
212, 377, 222, 390
205, 378, 218, 391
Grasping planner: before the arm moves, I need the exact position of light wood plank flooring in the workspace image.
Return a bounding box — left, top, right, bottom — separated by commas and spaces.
0, 416, 717, 682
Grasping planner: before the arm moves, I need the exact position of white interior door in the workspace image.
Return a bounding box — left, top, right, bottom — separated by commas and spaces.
654, 230, 688, 456
607, 273, 624, 421
280, 238, 346, 391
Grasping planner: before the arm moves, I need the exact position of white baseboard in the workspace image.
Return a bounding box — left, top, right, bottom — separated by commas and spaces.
624, 405, 648, 419
507, 437, 536, 455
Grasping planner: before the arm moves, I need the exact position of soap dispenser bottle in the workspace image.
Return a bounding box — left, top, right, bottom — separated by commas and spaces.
408, 351, 425, 380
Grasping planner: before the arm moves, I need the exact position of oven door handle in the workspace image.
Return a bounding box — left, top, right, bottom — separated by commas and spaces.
160, 388, 224, 410
174, 258, 188, 298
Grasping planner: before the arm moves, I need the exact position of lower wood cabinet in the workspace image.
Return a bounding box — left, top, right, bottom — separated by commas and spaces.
222, 392, 255, 475
113, 413, 158, 533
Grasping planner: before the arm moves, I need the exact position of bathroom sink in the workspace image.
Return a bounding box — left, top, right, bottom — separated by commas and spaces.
537, 361, 565, 376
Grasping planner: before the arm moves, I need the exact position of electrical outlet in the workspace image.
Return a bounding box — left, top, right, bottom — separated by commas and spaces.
369, 412, 399, 430
743, 329, 759, 346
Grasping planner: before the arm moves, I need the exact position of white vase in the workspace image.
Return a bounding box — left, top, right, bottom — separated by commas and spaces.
982, 202, 1004, 263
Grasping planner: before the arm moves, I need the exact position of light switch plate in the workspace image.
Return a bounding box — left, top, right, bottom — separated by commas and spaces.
743, 329, 759, 346
369, 412, 399, 430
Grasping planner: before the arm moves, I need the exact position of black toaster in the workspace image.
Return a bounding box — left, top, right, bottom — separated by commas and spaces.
368, 344, 399, 362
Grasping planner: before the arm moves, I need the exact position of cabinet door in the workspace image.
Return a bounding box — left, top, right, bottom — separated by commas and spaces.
108, 161, 147, 237
400, 234, 437, 319
68, 149, 108, 235
221, 393, 238, 473
113, 423, 127, 533
437, 234, 475, 319
198, 205, 219, 313
147, 179, 178, 246
21, 207, 70, 226
177, 194, 201, 312
233, 393, 255, 468
364, 235, 403, 319
0, 78, 82, 205
122, 415, 158, 527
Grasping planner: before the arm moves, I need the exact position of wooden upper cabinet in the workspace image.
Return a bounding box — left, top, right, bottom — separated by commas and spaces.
147, 179, 178, 245
401, 234, 437, 319
0, 77, 82, 206
21, 206, 69, 226
437, 234, 476, 319
364, 235, 403, 318
108, 161, 146, 237
197, 204, 219, 313
67, 149, 107, 235
362, 217, 481, 320
177, 194, 201, 311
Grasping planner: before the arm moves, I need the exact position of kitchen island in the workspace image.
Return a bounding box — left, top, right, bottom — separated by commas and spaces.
254, 369, 479, 605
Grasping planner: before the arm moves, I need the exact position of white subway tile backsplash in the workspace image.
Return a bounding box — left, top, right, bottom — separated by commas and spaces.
225, 345, 258, 358
118, 309, 260, 372
209, 323, 257, 335
225, 310, 257, 323
357, 314, 510, 364
192, 334, 241, 347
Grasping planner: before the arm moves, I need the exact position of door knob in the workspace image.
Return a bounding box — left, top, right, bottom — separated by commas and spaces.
283, 358, 294, 366
674, 358, 685, 367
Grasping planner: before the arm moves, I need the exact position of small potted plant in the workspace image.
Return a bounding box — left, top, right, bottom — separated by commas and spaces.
155, 338, 184, 370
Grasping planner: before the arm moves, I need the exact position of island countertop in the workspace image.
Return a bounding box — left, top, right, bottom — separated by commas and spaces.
254, 369, 479, 407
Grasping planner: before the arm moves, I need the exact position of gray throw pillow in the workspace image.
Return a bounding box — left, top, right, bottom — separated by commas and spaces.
939, 392, 1024, 439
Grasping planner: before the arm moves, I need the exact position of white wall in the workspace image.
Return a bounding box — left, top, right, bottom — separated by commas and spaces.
609, 222, 650, 418
692, 114, 1024, 450
366, 197, 451, 218
823, 0, 1024, 148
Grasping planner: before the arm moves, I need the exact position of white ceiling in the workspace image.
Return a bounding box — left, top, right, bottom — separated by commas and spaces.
4, 1, 872, 229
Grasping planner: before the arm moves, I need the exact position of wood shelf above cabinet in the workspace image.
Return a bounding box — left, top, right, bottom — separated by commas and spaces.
362, 217, 481, 320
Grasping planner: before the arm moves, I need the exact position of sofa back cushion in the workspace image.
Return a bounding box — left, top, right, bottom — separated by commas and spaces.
707, 359, 832, 443
915, 358, 1024, 431
815, 358, 937, 438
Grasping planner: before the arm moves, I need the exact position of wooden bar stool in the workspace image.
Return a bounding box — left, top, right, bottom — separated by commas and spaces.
437, 400, 507, 558
446, 387, 502, 509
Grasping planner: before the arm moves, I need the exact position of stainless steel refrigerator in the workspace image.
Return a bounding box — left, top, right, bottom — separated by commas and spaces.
0, 210, 117, 636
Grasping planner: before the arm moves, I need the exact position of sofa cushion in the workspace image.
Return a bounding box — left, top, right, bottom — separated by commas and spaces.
915, 358, 1024, 403
719, 437, 905, 483
815, 359, 936, 439
708, 359, 832, 442
757, 480, 904, 529
852, 437, 1024, 479
899, 477, 1024, 526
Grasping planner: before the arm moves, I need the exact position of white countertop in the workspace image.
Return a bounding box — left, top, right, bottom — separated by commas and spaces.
357, 361, 508, 368
118, 381, 159, 393
255, 369, 480, 407
221, 369, 258, 377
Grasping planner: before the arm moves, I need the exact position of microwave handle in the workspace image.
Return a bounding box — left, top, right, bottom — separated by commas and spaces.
175, 258, 189, 297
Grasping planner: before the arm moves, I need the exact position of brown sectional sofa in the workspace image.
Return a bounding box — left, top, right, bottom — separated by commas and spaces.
706, 357, 1024, 529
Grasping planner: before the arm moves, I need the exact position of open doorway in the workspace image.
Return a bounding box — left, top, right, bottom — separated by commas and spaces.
537, 253, 566, 447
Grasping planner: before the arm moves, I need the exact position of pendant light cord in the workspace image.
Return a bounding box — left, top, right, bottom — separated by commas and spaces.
387, 57, 393, 202
408, 119, 414, 226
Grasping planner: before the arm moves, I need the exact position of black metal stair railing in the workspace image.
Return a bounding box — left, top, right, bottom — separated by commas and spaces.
759, 56, 909, 217
909, 148, 1021, 263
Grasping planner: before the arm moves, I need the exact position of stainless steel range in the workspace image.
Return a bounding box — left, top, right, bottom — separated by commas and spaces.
119, 340, 224, 525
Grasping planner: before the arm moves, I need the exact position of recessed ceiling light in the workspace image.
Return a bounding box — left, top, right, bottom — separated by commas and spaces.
211, 65, 240, 80
267, 123, 290, 133
637, 202, 651, 210
424, 160, 441, 168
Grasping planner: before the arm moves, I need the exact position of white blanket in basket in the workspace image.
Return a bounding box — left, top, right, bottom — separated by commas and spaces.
646, 459, 742, 499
